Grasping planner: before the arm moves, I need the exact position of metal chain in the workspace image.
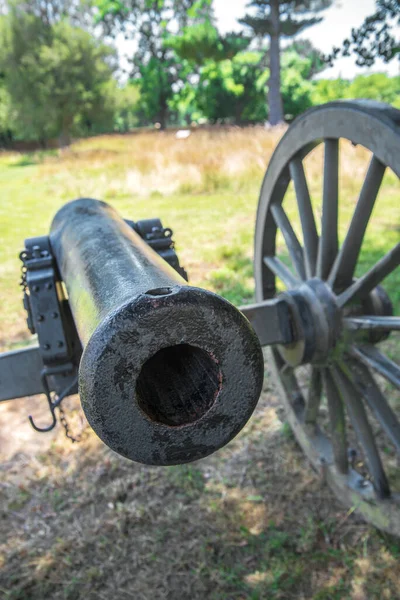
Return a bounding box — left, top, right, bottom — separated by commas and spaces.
58, 403, 85, 444
19, 250, 29, 293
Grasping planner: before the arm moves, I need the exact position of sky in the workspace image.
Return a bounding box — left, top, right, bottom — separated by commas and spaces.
213, 0, 399, 78
117, 0, 399, 79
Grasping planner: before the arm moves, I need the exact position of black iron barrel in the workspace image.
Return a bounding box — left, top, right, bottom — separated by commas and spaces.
50, 198, 264, 465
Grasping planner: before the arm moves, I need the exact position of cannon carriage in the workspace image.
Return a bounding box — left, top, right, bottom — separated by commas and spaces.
1, 100, 399, 534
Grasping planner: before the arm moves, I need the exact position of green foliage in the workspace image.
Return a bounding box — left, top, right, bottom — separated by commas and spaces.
312, 73, 400, 109
239, 0, 333, 125
167, 82, 199, 125
96, 0, 248, 128
285, 38, 326, 77
135, 56, 178, 126
113, 84, 141, 132
281, 55, 314, 119
195, 52, 268, 124
96, 0, 211, 128
0, 4, 117, 144
311, 78, 350, 104
10, 0, 94, 27
0, 84, 16, 144
0, 0, 398, 140
167, 21, 250, 66
348, 73, 400, 106
191, 46, 320, 125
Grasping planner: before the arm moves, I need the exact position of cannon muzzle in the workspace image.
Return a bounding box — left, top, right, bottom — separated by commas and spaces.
49, 199, 263, 465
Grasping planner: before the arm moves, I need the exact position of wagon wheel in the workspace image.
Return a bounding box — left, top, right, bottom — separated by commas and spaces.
254, 101, 400, 534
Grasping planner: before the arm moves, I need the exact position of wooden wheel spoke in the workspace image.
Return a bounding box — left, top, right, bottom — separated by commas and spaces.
289, 156, 319, 278
273, 348, 305, 412
348, 358, 400, 455
304, 367, 322, 425
328, 156, 386, 289
351, 345, 400, 390
263, 256, 299, 289
270, 203, 306, 280
332, 364, 390, 499
338, 243, 400, 307
323, 368, 348, 474
344, 316, 400, 332
317, 139, 339, 280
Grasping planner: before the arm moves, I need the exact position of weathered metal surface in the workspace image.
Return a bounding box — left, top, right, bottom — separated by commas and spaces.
239, 298, 295, 347
22, 237, 78, 365
0, 346, 79, 402
0, 347, 45, 401
49, 198, 264, 465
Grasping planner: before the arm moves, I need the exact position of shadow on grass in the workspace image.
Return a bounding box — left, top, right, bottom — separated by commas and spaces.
1, 387, 400, 600
9, 150, 58, 168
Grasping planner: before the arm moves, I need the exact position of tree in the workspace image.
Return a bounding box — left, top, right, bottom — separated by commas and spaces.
280, 47, 318, 119
113, 83, 141, 132
311, 73, 400, 109
285, 38, 326, 77
0, 82, 15, 146
167, 19, 250, 66
175, 43, 320, 126
326, 0, 399, 67
194, 52, 268, 124
96, 0, 214, 128
6, 0, 95, 28
311, 77, 350, 104
0, 3, 117, 145
239, 0, 333, 125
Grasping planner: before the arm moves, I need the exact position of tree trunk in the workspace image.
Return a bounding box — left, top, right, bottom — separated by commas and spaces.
268, 0, 284, 126
58, 130, 71, 148
158, 100, 168, 130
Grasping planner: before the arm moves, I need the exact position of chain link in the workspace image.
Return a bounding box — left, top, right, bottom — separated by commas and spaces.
58, 403, 85, 444
19, 250, 29, 293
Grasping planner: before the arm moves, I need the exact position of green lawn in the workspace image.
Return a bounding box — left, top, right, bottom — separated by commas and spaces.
0, 128, 399, 600
0, 131, 398, 347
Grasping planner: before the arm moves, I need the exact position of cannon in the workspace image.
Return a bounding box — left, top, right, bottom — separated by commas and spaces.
1, 101, 399, 535
1, 197, 265, 465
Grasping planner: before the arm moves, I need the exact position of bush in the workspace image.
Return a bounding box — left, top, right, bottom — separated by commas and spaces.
312, 73, 400, 109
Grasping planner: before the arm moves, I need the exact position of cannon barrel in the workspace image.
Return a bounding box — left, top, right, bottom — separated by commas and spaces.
49, 198, 264, 465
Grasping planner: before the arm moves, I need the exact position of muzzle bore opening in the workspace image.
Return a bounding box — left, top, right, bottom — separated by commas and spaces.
136, 344, 221, 427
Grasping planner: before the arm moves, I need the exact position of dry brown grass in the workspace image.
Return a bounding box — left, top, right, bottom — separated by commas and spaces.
37, 126, 285, 197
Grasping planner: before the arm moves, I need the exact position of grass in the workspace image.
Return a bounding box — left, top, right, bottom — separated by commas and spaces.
0, 126, 399, 599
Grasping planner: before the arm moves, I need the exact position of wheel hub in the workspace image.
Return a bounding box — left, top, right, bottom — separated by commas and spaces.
277, 279, 341, 368
277, 280, 394, 368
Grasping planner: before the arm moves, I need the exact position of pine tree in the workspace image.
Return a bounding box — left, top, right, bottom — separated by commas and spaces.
240, 0, 333, 125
